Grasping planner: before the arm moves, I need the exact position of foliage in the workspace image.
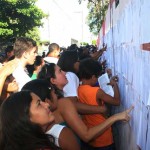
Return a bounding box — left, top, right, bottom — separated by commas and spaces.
92, 39, 96, 45
25, 27, 40, 44
80, 41, 88, 46
78, 0, 109, 35
0, 0, 46, 43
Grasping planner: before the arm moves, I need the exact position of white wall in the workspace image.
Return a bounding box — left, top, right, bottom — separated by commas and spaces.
99, 0, 150, 149
37, 0, 92, 47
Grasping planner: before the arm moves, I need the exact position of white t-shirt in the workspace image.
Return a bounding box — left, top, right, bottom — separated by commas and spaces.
12, 64, 31, 91
46, 124, 65, 147
63, 72, 79, 97
44, 57, 58, 64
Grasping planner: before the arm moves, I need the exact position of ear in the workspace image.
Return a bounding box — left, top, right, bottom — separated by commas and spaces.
45, 98, 51, 105
23, 51, 27, 59
92, 75, 96, 79
50, 78, 56, 84
91, 75, 97, 80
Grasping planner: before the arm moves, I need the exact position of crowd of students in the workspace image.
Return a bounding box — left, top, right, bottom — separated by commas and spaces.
0, 37, 133, 150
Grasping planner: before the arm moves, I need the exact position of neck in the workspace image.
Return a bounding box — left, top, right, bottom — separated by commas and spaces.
16, 58, 27, 68
57, 85, 64, 90
47, 53, 56, 58
81, 79, 93, 86
33, 67, 41, 74
43, 121, 55, 132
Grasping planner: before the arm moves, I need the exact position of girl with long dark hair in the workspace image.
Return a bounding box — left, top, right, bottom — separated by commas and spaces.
0, 90, 79, 150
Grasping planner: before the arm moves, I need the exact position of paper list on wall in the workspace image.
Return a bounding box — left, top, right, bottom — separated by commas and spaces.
98, 73, 114, 97
147, 90, 150, 106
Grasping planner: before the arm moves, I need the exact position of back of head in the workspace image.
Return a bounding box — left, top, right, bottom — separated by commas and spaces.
57, 50, 79, 73
13, 37, 37, 58
47, 43, 60, 56
22, 79, 52, 101
37, 64, 64, 99
67, 44, 78, 51
38, 63, 56, 80
79, 58, 102, 80
34, 55, 44, 69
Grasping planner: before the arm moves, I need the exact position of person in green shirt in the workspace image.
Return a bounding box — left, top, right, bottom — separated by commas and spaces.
31, 55, 45, 80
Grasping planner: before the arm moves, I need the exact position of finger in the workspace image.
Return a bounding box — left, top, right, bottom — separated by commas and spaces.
113, 76, 118, 80
123, 115, 130, 122
126, 106, 134, 114
126, 115, 130, 121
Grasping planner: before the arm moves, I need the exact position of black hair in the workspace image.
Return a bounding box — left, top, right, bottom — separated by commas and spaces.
47, 43, 60, 56
0, 52, 6, 63
38, 63, 63, 99
8, 55, 15, 61
34, 55, 43, 67
42, 51, 46, 58
22, 79, 52, 101
5, 45, 13, 54
26, 55, 44, 77
57, 50, 79, 73
0, 91, 59, 150
0, 74, 16, 102
67, 44, 78, 51
78, 58, 102, 80
38, 63, 56, 80
78, 47, 91, 60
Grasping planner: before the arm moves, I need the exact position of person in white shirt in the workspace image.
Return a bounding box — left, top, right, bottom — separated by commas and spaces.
57, 50, 108, 115
57, 50, 79, 97
44, 43, 60, 64
12, 37, 37, 91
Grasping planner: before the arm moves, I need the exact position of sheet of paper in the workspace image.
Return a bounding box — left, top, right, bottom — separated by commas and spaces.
146, 91, 150, 107
145, 109, 150, 150
98, 73, 114, 97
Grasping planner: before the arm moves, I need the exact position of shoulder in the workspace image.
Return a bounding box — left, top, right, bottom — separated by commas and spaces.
44, 57, 50, 62
65, 72, 79, 85
13, 65, 24, 73
57, 98, 76, 113
66, 72, 78, 79
79, 85, 99, 91
44, 57, 58, 64
46, 124, 65, 147
47, 124, 64, 133
58, 98, 74, 106
59, 127, 80, 150
13, 65, 28, 78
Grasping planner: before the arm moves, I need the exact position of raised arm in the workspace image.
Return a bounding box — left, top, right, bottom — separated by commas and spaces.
68, 96, 107, 115
90, 45, 107, 61
97, 76, 120, 106
58, 99, 133, 142
0, 59, 19, 96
